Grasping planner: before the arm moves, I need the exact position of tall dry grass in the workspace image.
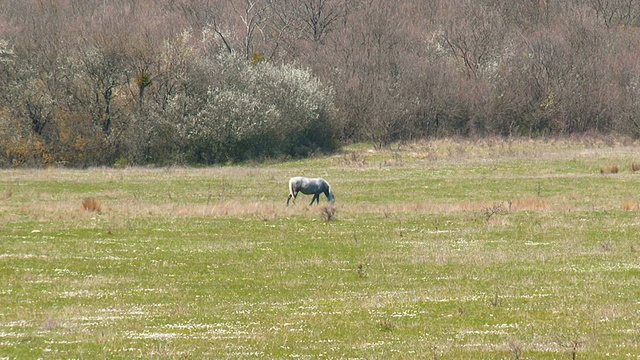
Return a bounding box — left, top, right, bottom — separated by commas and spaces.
622, 200, 639, 211
82, 197, 102, 212
0, 190, 12, 199
600, 165, 619, 174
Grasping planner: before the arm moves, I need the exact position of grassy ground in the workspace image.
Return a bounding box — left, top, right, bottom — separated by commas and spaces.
1, 137, 640, 359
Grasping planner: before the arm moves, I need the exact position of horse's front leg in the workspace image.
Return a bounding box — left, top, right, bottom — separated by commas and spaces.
309, 193, 319, 206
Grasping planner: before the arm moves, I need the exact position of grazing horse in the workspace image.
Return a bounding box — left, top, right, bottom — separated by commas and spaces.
287, 176, 335, 206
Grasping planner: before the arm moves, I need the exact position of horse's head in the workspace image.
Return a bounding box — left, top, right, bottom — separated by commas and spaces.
327, 191, 335, 204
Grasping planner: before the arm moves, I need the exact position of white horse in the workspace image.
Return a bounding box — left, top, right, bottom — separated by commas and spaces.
287, 176, 335, 206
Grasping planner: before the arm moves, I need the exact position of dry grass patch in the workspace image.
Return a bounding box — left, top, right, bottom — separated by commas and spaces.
509, 197, 548, 211
208, 201, 284, 219
82, 197, 102, 212
0, 189, 12, 199
600, 165, 619, 174
14, 201, 93, 222
622, 200, 639, 211
336, 152, 367, 167
341, 200, 555, 217
106, 201, 295, 219
458, 200, 504, 212
632, 163, 640, 172
341, 202, 447, 216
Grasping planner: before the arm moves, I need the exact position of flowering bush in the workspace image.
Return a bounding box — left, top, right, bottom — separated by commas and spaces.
182, 54, 337, 163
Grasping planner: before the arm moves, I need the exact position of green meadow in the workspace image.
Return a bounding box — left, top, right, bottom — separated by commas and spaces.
2, 138, 640, 359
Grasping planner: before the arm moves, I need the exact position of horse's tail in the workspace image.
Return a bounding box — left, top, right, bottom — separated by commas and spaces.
286, 178, 296, 206
289, 178, 297, 199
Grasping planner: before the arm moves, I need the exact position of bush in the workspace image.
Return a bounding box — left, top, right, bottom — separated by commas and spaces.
182, 55, 337, 163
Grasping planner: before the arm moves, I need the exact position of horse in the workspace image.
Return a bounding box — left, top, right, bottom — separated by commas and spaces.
287, 176, 335, 206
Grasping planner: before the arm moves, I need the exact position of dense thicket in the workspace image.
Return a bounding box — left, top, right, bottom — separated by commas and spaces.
2, 0, 640, 166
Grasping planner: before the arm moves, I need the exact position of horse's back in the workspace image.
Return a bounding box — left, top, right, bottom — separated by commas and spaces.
289, 176, 305, 189
290, 176, 329, 189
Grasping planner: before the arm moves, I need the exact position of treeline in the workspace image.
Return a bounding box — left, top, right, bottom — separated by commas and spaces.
2, 0, 640, 166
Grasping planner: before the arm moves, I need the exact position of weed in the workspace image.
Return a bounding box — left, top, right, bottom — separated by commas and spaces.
632, 163, 640, 172
571, 339, 581, 360
599, 240, 612, 252
556, 336, 583, 360
378, 319, 396, 332
41, 314, 60, 331
381, 152, 404, 167
431, 344, 439, 360
490, 293, 500, 307
114, 157, 129, 169
319, 204, 336, 221
508, 341, 523, 360
339, 152, 366, 167
206, 184, 213, 204
483, 203, 504, 224
357, 263, 366, 278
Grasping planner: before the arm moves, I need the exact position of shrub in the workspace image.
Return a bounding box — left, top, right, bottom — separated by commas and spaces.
319, 205, 337, 221
182, 54, 337, 163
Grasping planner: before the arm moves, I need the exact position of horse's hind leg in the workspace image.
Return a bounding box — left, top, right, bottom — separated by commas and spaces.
287, 193, 298, 206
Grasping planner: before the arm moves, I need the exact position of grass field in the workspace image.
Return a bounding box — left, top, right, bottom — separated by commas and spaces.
2, 137, 640, 359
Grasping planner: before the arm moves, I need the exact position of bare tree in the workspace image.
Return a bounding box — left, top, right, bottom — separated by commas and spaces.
590, 0, 640, 27
228, 0, 271, 59
439, 0, 506, 78
299, 0, 343, 43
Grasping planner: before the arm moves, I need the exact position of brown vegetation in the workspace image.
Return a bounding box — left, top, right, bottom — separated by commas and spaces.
622, 200, 639, 211
319, 204, 337, 221
600, 165, 620, 174
3, 0, 640, 166
82, 197, 102, 213
0, 190, 12, 200
509, 197, 548, 211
